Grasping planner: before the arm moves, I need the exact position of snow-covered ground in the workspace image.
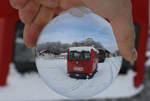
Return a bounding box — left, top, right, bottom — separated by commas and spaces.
0, 54, 147, 100
35, 57, 122, 99
146, 51, 150, 67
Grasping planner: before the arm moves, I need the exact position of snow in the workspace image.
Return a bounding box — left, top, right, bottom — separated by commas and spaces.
146, 51, 150, 57
60, 53, 67, 56
15, 38, 24, 44
146, 59, 150, 67
35, 55, 140, 99
0, 62, 143, 100
95, 70, 144, 98
36, 58, 114, 99
69, 46, 99, 53
0, 64, 67, 101
146, 51, 150, 67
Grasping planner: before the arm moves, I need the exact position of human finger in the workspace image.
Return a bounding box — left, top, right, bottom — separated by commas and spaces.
10, 0, 29, 9
111, 15, 137, 62
23, 6, 55, 47
18, 0, 40, 24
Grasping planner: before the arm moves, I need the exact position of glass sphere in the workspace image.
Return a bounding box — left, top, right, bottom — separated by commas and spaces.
35, 7, 122, 99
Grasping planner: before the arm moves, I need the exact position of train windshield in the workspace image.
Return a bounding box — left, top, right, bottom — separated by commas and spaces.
69, 51, 90, 60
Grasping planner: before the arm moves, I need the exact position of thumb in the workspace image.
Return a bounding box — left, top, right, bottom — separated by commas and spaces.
110, 15, 137, 62
23, 7, 55, 47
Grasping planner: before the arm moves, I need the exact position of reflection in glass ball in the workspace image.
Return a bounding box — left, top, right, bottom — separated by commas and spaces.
35, 7, 122, 99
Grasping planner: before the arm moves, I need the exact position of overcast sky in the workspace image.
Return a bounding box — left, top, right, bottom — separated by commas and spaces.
37, 13, 118, 52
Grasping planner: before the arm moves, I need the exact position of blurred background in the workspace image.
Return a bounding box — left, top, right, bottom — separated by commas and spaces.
0, 0, 149, 101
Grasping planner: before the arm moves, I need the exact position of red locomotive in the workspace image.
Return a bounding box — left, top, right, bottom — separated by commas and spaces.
67, 46, 99, 79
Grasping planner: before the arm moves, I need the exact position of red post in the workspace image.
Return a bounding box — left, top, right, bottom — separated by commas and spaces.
131, 0, 149, 87
0, 0, 18, 86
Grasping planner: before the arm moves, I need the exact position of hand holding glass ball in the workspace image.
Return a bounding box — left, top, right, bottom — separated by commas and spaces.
35, 7, 122, 99
10, 0, 137, 99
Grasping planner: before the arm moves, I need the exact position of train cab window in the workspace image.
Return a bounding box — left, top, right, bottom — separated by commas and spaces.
69, 51, 90, 60
82, 52, 90, 60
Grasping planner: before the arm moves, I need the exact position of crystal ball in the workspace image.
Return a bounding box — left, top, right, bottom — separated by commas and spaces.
35, 7, 122, 99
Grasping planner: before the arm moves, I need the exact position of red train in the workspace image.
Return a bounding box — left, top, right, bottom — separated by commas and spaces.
67, 46, 99, 79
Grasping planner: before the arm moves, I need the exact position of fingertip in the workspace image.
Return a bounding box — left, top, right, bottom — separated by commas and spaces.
24, 41, 36, 48
24, 30, 36, 48
23, 24, 41, 48
23, 32, 36, 48
131, 48, 138, 61
121, 48, 138, 62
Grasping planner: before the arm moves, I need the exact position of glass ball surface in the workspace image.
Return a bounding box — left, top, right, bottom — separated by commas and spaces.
35, 7, 122, 99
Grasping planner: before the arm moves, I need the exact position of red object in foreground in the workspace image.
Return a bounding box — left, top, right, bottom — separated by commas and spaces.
131, 0, 149, 87
0, 0, 18, 86
67, 47, 99, 79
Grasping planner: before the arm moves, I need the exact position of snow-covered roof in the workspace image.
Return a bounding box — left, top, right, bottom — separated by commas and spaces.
69, 46, 99, 53
60, 53, 67, 56
39, 50, 50, 54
